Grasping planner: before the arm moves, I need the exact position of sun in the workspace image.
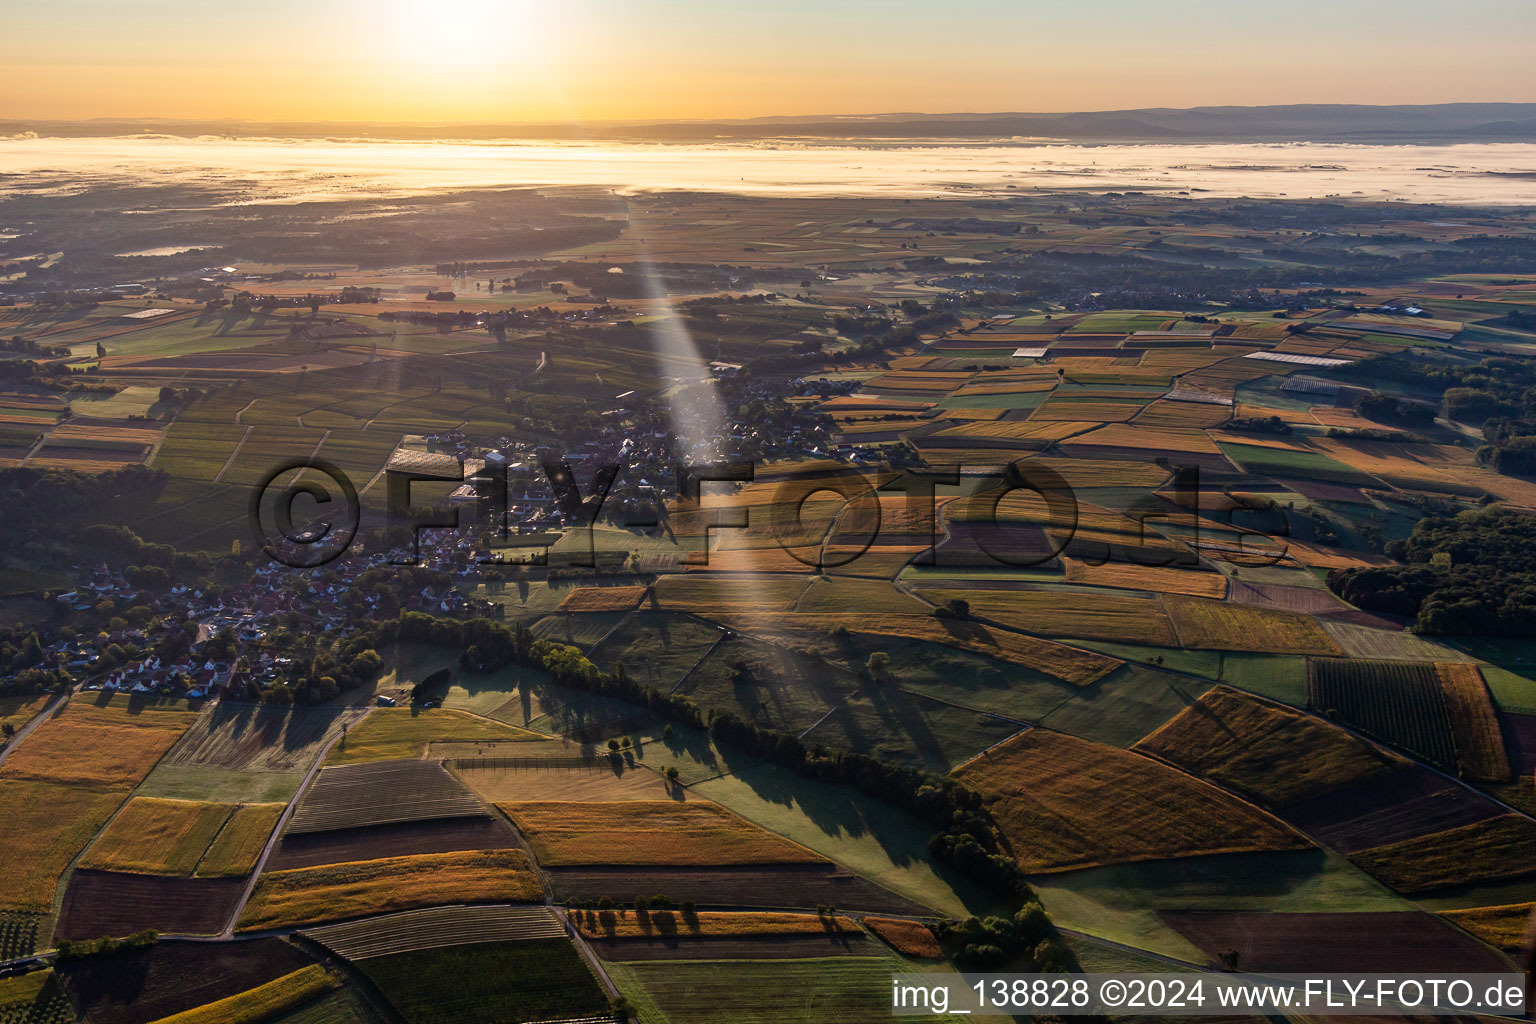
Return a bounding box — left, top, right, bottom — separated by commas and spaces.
377, 0, 551, 81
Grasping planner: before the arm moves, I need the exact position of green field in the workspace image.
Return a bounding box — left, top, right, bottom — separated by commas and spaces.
588, 611, 724, 691
1217, 441, 1378, 486
1031, 849, 1410, 961
687, 751, 994, 918
1038, 665, 1214, 748
606, 957, 995, 1024
354, 939, 608, 1024
1218, 653, 1309, 706
134, 763, 306, 804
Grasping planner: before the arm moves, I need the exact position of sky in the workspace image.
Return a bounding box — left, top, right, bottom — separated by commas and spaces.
5, 0, 1536, 123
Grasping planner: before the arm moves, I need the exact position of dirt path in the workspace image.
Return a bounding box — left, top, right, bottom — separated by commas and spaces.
212, 425, 254, 483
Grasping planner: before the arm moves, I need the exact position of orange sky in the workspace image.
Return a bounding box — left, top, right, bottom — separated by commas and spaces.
7, 0, 1535, 122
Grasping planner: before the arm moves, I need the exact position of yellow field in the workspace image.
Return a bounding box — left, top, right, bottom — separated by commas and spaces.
651, 574, 813, 613
1273, 538, 1394, 571
238, 849, 543, 931
864, 916, 943, 958
2, 700, 194, 787
1060, 559, 1229, 599
1436, 663, 1510, 784
573, 910, 860, 939
1068, 423, 1224, 454
1031, 401, 1144, 423
953, 730, 1309, 873
195, 803, 286, 877
79, 798, 232, 876
1135, 686, 1406, 806
1020, 457, 1173, 488
1440, 903, 1534, 954
1163, 595, 1343, 655
501, 800, 826, 867
50, 423, 162, 445
931, 419, 1093, 443
456, 763, 674, 803
915, 587, 1180, 647
0, 781, 127, 912
0, 698, 197, 912
557, 585, 649, 613
147, 966, 339, 1024
327, 708, 544, 765
1352, 815, 1536, 894
684, 547, 818, 574
1129, 400, 1232, 429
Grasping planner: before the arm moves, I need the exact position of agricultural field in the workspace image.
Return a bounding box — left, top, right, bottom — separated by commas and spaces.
163, 705, 364, 774
269, 816, 520, 871
1135, 686, 1406, 806
1158, 911, 1508, 973
1307, 659, 1458, 771
572, 909, 862, 941
56, 870, 249, 939
56, 938, 319, 1024
606, 956, 985, 1024
142, 966, 339, 1024
1283, 765, 1506, 855
78, 797, 266, 876
324, 709, 544, 764
953, 729, 1309, 873
1349, 814, 1536, 895
502, 800, 826, 867
862, 917, 943, 958
286, 759, 491, 834
1441, 902, 1535, 954
0, 968, 73, 1024
1161, 596, 1341, 655
9, 161, 1536, 1004
304, 905, 564, 960
914, 586, 1180, 647
238, 848, 544, 931
453, 757, 676, 802
587, 611, 725, 690
0, 698, 198, 920
547, 864, 931, 916
0, 694, 52, 740
352, 938, 609, 1024
1037, 665, 1213, 748
1435, 663, 1511, 783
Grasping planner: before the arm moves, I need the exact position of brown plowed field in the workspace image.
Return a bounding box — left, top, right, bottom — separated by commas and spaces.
1159, 911, 1509, 973
268, 815, 519, 870
57, 938, 316, 1024
55, 870, 246, 939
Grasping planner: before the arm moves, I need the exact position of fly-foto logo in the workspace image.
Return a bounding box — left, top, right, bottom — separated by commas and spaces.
248, 457, 1290, 570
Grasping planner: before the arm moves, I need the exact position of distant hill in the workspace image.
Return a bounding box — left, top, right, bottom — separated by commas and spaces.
7, 103, 1536, 143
